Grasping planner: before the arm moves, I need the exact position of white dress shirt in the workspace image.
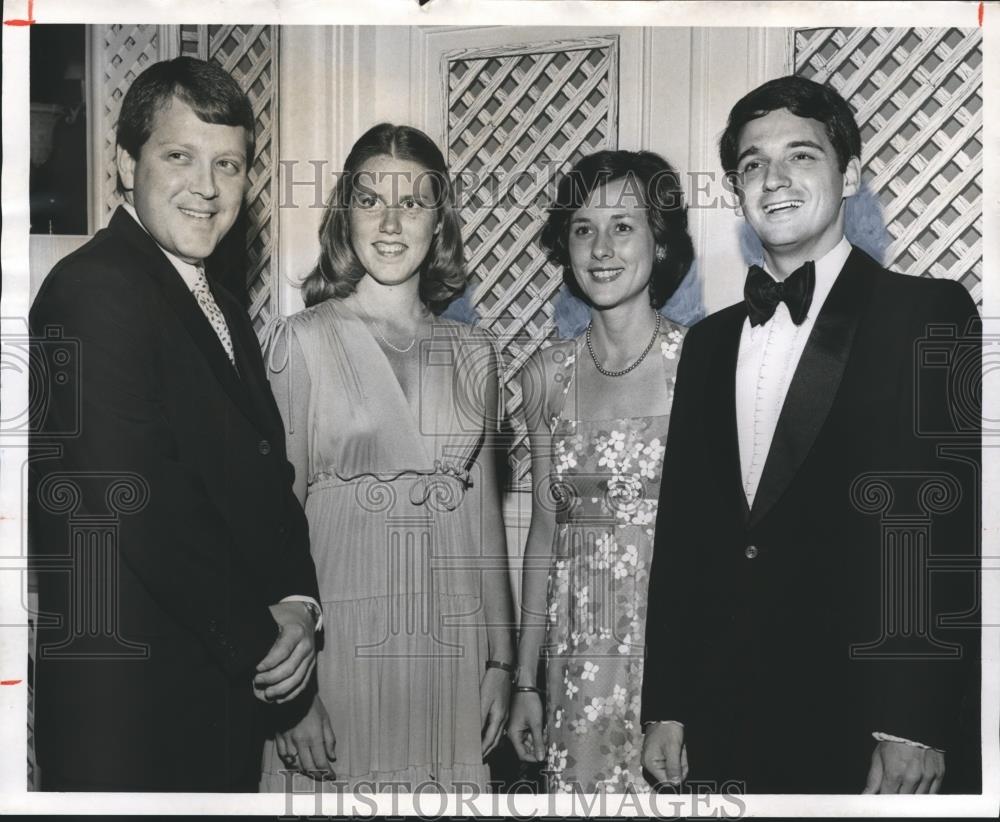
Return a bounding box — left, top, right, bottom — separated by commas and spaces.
121, 203, 322, 631
123, 203, 205, 287
736, 237, 852, 507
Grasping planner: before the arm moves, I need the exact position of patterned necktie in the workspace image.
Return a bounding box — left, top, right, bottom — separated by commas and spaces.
744, 260, 816, 327
191, 265, 236, 367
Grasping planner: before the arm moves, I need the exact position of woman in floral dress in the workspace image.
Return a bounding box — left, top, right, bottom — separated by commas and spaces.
507, 150, 695, 792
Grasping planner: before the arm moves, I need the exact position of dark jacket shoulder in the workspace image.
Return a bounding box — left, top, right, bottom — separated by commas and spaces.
33, 225, 135, 304
850, 247, 977, 328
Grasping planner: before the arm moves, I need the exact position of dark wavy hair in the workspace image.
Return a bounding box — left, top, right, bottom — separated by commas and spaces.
115, 57, 255, 196
301, 123, 466, 312
540, 150, 694, 309
719, 75, 862, 177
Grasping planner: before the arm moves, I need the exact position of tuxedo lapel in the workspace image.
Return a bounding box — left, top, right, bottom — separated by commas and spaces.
705, 306, 752, 525
748, 248, 874, 528
108, 208, 258, 426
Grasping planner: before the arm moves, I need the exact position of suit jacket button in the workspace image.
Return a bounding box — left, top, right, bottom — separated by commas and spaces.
745, 544, 759, 559
258, 439, 272, 455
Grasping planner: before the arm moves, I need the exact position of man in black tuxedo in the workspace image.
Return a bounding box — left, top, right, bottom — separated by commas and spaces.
641, 76, 980, 794
30, 57, 322, 792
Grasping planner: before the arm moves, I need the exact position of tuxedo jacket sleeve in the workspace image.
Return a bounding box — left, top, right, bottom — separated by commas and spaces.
641, 315, 715, 726
30, 215, 319, 681
856, 275, 980, 751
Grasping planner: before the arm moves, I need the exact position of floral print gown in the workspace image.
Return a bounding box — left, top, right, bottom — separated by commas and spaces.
544, 323, 685, 793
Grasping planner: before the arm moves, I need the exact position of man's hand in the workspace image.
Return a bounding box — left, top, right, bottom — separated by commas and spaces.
507, 690, 545, 763
863, 740, 944, 794
641, 721, 688, 787
276, 693, 337, 779
253, 602, 316, 703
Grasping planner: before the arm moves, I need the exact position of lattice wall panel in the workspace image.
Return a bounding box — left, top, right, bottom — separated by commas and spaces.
444, 37, 620, 487
97, 25, 171, 221
180, 25, 279, 332
795, 27, 983, 307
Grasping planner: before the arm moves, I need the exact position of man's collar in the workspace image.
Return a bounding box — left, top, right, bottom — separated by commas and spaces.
814, 236, 853, 285
120, 202, 202, 291
760, 236, 852, 284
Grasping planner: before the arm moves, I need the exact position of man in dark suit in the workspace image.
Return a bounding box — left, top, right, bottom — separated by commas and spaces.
30, 57, 322, 792
641, 76, 980, 794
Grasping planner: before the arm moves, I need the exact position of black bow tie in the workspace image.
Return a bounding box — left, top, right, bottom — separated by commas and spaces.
744, 261, 816, 327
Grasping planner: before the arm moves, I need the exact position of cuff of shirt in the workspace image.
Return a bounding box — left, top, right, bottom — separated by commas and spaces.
872, 731, 943, 752
280, 595, 323, 632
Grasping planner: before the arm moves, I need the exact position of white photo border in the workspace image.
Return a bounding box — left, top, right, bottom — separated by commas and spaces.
2, 0, 996, 816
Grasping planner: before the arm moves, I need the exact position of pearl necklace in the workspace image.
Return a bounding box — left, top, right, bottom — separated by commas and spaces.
372, 324, 416, 354
356, 297, 417, 353
586, 312, 661, 378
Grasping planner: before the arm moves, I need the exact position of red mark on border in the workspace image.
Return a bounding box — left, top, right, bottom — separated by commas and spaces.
1, 680, 23, 686
979, 0, 984, 26
3, 0, 35, 26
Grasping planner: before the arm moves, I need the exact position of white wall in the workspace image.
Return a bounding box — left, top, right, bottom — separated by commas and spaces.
686, 28, 791, 312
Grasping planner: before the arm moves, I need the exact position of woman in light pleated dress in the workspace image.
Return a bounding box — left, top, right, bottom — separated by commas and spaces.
259, 123, 514, 792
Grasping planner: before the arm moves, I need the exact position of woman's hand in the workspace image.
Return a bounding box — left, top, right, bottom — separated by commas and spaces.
507, 690, 545, 762
480, 667, 512, 758
275, 693, 337, 779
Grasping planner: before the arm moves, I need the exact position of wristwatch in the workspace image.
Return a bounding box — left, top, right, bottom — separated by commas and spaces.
485, 659, 518, 681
